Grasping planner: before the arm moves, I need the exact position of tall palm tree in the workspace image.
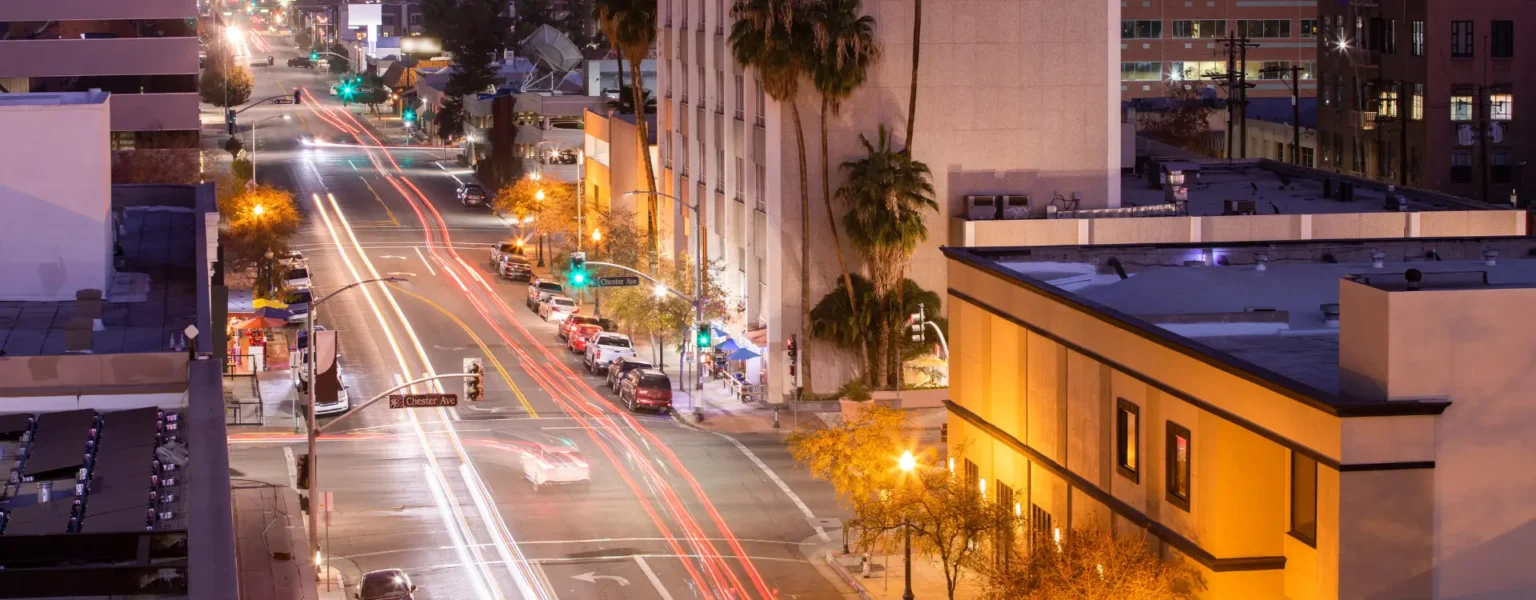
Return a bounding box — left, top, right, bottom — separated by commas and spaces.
595, 0, 660, 259
730, 0, 815, 393
838, 125, 936, 389
807, 0, 879, 337
904, 0, 922, 153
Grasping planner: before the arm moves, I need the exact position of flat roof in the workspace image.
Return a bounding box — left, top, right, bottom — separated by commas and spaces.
947, 237, 1536, 414
0, 207, 199, 356
1120, 162, 1459, 216
0, 91, 109, 106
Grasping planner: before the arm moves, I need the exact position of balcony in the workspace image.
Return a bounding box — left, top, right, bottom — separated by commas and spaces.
110, 92, 198, 132
0, 37, 198, 79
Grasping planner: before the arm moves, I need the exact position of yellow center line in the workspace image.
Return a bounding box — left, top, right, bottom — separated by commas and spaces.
392, 287, 538, 418
360, 177, 402, 227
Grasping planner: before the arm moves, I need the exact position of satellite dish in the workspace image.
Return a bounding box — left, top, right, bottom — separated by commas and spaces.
517, 24, 581, 92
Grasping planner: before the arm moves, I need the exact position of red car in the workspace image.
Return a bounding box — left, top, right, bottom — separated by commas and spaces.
567, 324, 604, 353
559, 315, 602, 340
618, 369, 673, 412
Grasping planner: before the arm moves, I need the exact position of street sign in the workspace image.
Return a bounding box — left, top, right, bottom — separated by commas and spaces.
595, 276, 641, 287
388, 393, 459, 408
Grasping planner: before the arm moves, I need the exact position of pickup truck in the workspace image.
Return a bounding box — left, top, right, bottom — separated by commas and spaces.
583, 333, 636, 375
526, 279, 565, 310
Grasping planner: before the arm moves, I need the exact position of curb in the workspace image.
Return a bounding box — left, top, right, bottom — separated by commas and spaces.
823, 549, 877, 600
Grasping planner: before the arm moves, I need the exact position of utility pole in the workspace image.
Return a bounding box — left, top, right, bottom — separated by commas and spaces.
1217, 33, 1260, 160
1238, 36, 1250, 158
1479, 35, 1491, 204
1292, 64, 1301, 165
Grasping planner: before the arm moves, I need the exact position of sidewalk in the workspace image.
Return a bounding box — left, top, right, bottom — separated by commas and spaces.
226, 366, 306, 434
827, 548, 984, 600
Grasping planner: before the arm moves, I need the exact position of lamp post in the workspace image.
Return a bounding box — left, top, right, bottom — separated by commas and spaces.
305, 276, 407, 573
898, 450, 917, 600
622, 190, 706, 391
591, 228, 604, 316
263, 249, 275, 297
250, 114, 291, 184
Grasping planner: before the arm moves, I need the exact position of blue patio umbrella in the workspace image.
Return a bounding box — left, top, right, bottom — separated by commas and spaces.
715, 338, 741, 352
712, 325, 730, 340
726, 348, 760, 361
253, 306, 292, 320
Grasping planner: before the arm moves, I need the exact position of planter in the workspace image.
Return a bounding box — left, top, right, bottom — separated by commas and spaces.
839, 398, 874, 421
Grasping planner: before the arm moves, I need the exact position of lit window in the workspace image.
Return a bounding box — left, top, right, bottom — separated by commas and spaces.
1411, 83, 1424, 120
1120, 62, 1162, 82
1290, 452, 1318, 546
1166, 422, 1191, 511
1490, 93, 1513, 121
1451, 93, 1474, 121
1300, 19, 1318, 38
1378, 90, 1398, 118
1116, 399, 1139, 482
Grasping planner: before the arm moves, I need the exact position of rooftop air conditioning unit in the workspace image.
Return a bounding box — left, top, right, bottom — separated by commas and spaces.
1001, 195, 1031, 219
1222, 199, 1258, 215
966, 195, 999, 220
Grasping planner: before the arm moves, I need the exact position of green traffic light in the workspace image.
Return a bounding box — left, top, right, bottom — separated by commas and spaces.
572, 272, 585, 285
310, 51, 318, 60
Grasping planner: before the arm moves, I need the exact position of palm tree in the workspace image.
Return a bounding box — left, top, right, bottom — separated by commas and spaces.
904, 0, 922, 153
838, 125, 936, 389
731, 0, 817, 393
807, 0, 879, 337
607, 88, 657, 114
595, 0, 660, 259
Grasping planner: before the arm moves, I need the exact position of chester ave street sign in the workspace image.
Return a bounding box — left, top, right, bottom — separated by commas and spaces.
388, 393, 459, 408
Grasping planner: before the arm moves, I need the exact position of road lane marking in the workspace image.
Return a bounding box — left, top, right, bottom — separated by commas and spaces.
390, 287, 538, 418
413, 246, 437, 276
709, 431, 831, 542
634, 556, 675, 600
361, 177, 401, 227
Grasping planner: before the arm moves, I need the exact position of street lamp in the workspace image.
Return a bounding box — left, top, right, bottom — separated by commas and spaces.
898, 450, 917, 600
535, 188, 546, 202
304, 276, 407, 570
263, 249, 276, 297
251, 114, 291, 184
592, 228, 602, 243
252, 204, 265, 217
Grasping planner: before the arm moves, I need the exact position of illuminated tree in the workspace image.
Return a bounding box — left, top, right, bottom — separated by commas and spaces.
974, 526, 1206, 600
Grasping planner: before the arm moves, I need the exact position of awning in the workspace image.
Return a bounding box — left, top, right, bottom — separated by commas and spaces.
235, 317, 287, 330
253, 306, 292, 320
714, 338, 740, 352
726, 348, 760, 361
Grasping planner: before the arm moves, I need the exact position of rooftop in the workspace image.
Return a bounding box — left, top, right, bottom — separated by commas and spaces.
0, 90, 109, 107
0, 205, 199, 357
1118, 160, 1484, 217
957, 236, 1536, 410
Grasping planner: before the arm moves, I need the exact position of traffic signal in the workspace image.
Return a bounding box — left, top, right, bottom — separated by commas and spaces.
296, 453, 311, 490
569, 252, 586, 286
695, 324, 711, 348
293, 88, 302, 104
786, 336, 797, 378
225, 108, 235, 135
310, 51, 319, 60
463, 358, 484, 402
908, 303, 927, 342
403, 109, 415, 123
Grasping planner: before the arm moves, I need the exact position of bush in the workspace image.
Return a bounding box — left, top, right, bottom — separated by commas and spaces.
199, 66, 253, 107
837, 378, 872, 402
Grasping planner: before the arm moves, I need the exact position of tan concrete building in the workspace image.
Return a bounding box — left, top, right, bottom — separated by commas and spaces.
944, 237, 1536, 598
657, 0, 1124, 397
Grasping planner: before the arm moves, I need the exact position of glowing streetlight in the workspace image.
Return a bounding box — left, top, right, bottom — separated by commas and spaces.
897, 449, 917, 600
225, 26, 244, 43
522, 215, 535, 225
653, 283, 668, 299
252, 204, 265, 217
1336, 38, 1350, 52
898, 450, 916, 472
535, 189, 545, 202
591, 228, 602, 242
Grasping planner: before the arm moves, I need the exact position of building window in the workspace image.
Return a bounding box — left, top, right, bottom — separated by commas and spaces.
963, 458, 979, 491
755, 78, 765, 126
1166, 422, 1191, 511
1301, 19, 1318, 38
1120, 62, 1162, 81
1412, 21, 1425, 56
1490, 92, 1514, 121
1451, 149, 1473, 183
1116, 399, 1139, 482
1171, 19, 1225, 39
1452, 21, 1474, 57
734, 74, 744, 119
1412, 83, 1424, 120
110, 131, 136, 151
1492, 20, 1514, 58
1451, 90, 1474, 121
1167, 61, 1226, 81
1238, 19, 1291, 39
1290, 452, 1318, 546
1299, 61, 1316, 80
754, 163, 766, 204
1378, 89, 1399, 118
1121, 20, 1163, 39
716, 71, 724, 114
1385, 19, 1397, 54
1492, 149, 1514, 183
1300, 146, 1315, 168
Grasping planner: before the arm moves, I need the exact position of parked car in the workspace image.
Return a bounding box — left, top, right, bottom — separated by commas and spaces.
457, 183, 488, 206
508, 433, 590, 491
567, 323, 604, 354
539, 296, 578, 323
605, 357, 654, 391
618, 369, 673, 412
490, 241, 523, 267
558, 315, 614, 341
278, 249, 306, 268
526, 279, 564, 309
358, 569, 416, 600
584, 333, 636, 374
287, 57, 313, 68
304, 382, 351, 416
497, 255, 532, 281
284, 289, 314, 325
284, 266, 311, 290
315, 59, 330, 70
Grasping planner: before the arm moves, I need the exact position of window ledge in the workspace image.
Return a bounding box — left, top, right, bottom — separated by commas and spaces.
1287, 529, 1317, 548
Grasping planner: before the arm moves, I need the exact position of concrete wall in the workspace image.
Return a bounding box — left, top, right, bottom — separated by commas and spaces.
952, 209, 1528, 248
0, 353, 189, 395
1341, 281, 1536, 598
0, 95, 113, 301
110, 92, 200, 132
0, 0, 195, 20
0, 38, 199, 78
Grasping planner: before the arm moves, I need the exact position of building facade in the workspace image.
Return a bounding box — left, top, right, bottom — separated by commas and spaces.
944, 239, 1536, 599
656, 0, 1123, 397
0, 0, 200, 154
1316, 2, 1532, 204
1120, 1, 1318, 101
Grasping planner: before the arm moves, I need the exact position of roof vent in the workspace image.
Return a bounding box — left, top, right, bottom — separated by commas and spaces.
1484, 249, 1499, 266
1405, 268, 1423, 291
1320, 303, 1340, 327
1371, 251, 1386, 269
1255, 252, 1270, 271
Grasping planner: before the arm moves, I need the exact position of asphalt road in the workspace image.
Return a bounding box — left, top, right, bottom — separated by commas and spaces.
225, 32, 851, 600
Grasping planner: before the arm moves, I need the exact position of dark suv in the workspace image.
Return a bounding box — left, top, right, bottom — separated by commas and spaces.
498, 255, 532, 281
606, 357, 654, 392
457, 183, 489, 206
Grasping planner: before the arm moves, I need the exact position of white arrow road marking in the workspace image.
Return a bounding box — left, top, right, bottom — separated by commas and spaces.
571, 572, 630, 586
385, 272, 417, 278
634, 556, 674, 600
379, 255, 408, 260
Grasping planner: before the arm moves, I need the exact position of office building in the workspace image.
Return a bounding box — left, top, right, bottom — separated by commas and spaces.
945, 236, 1536, 598
0, 0, 200, 161
1316, 3, 1531, 205
1120, 1, 1318, 100
657, 0, 1123, 397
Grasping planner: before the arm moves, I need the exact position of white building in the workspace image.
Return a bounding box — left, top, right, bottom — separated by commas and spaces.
655, 0, 1123, 396
0, 92, 114, 301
